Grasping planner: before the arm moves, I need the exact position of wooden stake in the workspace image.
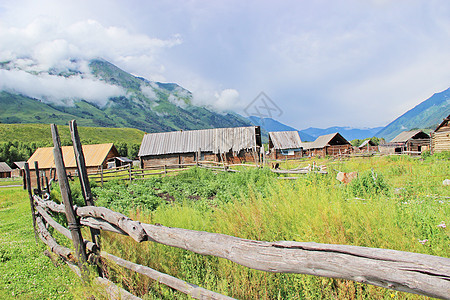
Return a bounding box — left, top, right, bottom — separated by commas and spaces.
51, 124, 89, 278
34, 161, 42, 197
69, 120, 102, 276
24, 162, 38, 243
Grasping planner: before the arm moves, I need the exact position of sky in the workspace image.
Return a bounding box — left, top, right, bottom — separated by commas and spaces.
0, 0, 450, 130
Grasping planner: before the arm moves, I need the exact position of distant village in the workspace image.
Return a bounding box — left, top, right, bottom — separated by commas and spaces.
1, 114, 449, 185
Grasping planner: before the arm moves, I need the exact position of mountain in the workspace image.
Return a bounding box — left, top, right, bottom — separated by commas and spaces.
300, 126, 384, 141
376, 87, 450, 141
0, 59, 253, 133
247, 116, 315, 141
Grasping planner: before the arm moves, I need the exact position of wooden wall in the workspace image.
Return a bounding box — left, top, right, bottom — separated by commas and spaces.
269, 150, 303, 160
141, 149, 259, 168
432, 126, 450, 153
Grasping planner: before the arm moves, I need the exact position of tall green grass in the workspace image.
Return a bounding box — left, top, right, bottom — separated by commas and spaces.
92, 156, 449, 299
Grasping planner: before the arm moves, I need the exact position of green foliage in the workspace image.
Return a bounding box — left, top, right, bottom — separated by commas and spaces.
97, 157, 448, 299
93, 167, 277, 214
348, 169, 390, 198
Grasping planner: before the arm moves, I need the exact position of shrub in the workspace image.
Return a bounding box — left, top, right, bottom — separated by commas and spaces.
348, 169, 390, 198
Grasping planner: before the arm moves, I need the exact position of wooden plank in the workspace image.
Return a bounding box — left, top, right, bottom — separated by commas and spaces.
34, 161, 42, 197
137, 224, 450, 300
69, 120, 101, 253
101, 251, 235, 300
51, 124, 89, 275
24, 162, 38, 243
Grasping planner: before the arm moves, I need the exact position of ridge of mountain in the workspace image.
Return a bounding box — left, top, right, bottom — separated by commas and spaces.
0, 58, 253, 133
376, 87, 450, 141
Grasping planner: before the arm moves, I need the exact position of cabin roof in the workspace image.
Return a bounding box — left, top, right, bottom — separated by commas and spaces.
390, 130, 430, 143
268, 131, 302, 150
302, 132, 350, 150
359, 140, 376, 148
434, 114, 450, 132
0, 162, 12, 173
27, 143, 117, 170
138, 126, 261, 157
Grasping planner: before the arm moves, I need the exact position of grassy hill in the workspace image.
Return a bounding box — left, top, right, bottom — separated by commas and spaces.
0, 123, 145, 145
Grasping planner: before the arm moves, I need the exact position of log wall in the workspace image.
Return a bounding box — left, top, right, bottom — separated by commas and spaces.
432, 127, 450, 153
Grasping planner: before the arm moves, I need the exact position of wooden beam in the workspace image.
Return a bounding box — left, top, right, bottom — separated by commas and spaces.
24, 162, 38, 243
101, 252, 235, 300
51, 124, 89, 276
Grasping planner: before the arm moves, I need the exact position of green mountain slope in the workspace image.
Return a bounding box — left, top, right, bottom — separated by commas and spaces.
0, 59, 253, 133
0, 123, 145, 145
376, 87, 450, 141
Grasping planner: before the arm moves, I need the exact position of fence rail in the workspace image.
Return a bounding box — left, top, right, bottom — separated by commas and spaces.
23, 121, 450, 300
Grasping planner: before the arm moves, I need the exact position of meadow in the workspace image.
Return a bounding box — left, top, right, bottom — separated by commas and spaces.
1, 153, 449, 299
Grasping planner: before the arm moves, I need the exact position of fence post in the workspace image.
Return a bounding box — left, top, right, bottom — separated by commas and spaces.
24, 162, 38, 243
34, 161, 42, 197
69, 120, 103, 276
51, 124, 89, 277
129, 163, 132, 183
100, 165, 104, 186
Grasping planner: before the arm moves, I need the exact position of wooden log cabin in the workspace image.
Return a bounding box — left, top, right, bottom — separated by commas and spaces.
302, 132, 352, 157
378, 130, 430, 155
138, 126, 262, 168
26, 143, 119, 187
268, 131, 303, 159
357, 140, 379, 153
0, 162, 12, 178
431, 114, 450, 153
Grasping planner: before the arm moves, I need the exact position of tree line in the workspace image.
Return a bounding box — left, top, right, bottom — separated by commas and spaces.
0, 141, 141, 167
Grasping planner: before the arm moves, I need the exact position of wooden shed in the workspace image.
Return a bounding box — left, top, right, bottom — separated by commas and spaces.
0, 162, 12, 178
302, 132, 352, 157
358, 140, 378, 153
138, 126, 262, 168
27, 143, 119, 187
268, 131, 303, 159
431, 114, 450, 153
11, 161, 25, 178
378, 130, 430, 155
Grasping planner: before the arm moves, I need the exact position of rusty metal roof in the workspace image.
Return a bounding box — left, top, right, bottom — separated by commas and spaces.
269, 131, 302, 150
302, 132, 350, 150
0, 162, 12, 173
138, 126, 261, 156
28, 143, 117, 170
390, 130, 430, 143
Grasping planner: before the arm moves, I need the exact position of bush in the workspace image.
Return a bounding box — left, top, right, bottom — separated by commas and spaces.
348, 169, 390, 198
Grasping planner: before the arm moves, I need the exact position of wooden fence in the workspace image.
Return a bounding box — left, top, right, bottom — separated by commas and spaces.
84, 161, 246, 185
24, 121, 450, 300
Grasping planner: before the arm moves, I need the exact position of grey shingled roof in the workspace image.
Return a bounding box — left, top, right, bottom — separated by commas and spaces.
0, 162, 12, 173
138, 126, 260, 156
269, 131, 302, 150
302, 132, 349, 150
390, 130, 429, 143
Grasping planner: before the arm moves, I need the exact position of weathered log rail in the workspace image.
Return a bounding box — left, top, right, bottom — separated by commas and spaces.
32, 195, 450, 299
24, 121, 450, 300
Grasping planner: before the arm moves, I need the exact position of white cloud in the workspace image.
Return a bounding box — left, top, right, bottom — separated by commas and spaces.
0, 17, 181, 78
0, 69, 126, 107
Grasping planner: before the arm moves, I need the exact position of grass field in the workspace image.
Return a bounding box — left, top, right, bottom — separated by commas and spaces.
0, 186, 82, 299
1, 154, 449, 299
